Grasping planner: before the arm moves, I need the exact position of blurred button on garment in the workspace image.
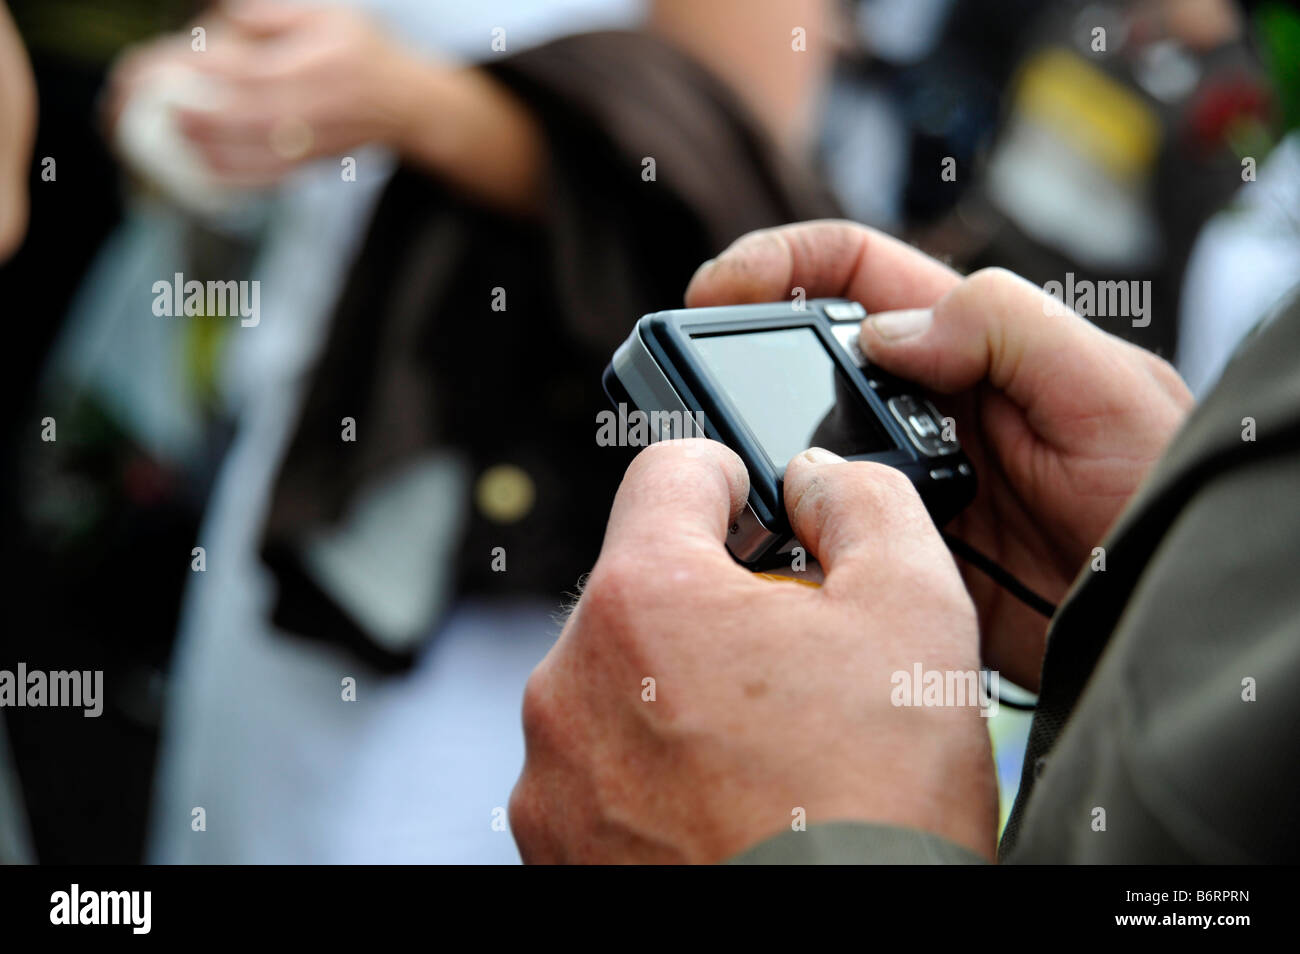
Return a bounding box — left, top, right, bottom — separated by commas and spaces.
475, 464, 537, 524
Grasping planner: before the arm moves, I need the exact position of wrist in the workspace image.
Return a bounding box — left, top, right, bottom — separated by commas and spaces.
376, 51, 449, 157
383, 60, 544, 214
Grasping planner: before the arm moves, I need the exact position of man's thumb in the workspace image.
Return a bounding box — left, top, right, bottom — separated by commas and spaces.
783, 449, 939, 586
856, 267, 1096, 402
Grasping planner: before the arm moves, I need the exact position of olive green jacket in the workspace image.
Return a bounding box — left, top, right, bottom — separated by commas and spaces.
735, 296, 1300, 865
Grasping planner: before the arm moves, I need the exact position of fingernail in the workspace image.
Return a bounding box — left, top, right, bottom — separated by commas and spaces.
865, 308, 932, 341
799, 447, 843, 465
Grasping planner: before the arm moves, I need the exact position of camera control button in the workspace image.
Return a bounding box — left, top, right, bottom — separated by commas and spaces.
888, 395, 960, 457
929, 467, 954, 481
824, 301, 866, 321
828, 323, 868, 367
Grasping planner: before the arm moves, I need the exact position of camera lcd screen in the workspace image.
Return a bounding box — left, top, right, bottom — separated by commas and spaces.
692, 327, 896, 473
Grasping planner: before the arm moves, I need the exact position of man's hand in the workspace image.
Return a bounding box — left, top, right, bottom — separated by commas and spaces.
686, 221, 1193, 689
510, 440, 997, 864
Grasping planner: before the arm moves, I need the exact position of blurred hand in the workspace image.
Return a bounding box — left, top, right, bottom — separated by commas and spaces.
686, 221, 1193, 690
105, 1, 426, 186
103, 1, 541, 209
0, 0, 36, 258
510, 440, 997, 864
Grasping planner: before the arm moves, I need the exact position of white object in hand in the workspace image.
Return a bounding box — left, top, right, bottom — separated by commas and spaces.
114, 64, 262, 219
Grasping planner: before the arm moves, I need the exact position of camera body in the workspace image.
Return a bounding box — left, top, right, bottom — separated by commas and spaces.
603, 298, 976, 568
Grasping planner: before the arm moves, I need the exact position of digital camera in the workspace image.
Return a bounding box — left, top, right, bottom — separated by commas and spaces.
603, 298, 976, 568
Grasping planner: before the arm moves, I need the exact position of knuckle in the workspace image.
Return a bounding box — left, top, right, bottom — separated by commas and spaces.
850, 460, 920, 510
712, 228, 785, 278
577, 555, 678, 676
965, 266, 1018, 290
581, 554, 649, 628
507, 779, 538, 848
1142, 350, 1192, 399
519, 664, 557, 747
784, 219, 866, 282
747, 220, 856, 255
958, 267, 1031, 311
865, 459, 918, 493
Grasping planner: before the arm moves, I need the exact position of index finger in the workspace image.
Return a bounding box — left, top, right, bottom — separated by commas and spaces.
684, 219, 961, 313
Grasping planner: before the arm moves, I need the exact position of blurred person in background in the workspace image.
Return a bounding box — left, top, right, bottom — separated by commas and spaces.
3, 0, 209, 877
10, 0, 839, 862
0, 0, 207, 865
825, 0, 1280, 359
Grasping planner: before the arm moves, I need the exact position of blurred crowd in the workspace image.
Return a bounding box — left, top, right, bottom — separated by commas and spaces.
0, 0, 1296, 863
